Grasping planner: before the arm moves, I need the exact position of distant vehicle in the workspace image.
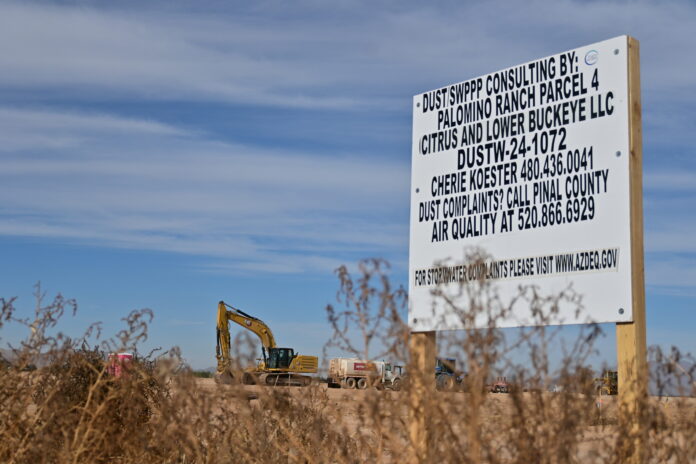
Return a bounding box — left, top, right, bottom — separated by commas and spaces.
435, 358, 464, 391
548, 384, 564, 393
328, 358, 403, 390
490, 376, 509, 393
594, 370, 618, 395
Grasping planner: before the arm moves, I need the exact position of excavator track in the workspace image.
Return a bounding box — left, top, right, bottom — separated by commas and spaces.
260, 373, 311, 387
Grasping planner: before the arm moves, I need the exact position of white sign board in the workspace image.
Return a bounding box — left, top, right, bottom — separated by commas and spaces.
409, 36, 632, 330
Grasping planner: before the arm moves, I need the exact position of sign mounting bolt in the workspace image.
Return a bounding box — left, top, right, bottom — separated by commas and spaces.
618, 308, 624, 315
616, 151, 621, 157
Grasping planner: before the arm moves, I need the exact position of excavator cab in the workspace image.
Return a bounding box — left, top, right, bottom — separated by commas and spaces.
267, 347, 295, 369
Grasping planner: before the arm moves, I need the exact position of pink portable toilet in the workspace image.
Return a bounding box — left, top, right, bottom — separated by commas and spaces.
107, 352, 133, 378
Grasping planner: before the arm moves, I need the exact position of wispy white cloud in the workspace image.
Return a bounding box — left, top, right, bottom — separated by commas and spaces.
645, 255, 696, 289
0, 107, 190, 151
0, 107, 409, 272
645, 171, 696, 192
643, 176, 696, 256
0, 2, 380, 109
1, 1, 695, 110
646, 231, 696, 254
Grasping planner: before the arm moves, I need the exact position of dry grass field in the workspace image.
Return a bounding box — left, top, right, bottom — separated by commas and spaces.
197, 379, 696, 462
2, 260, 696, 462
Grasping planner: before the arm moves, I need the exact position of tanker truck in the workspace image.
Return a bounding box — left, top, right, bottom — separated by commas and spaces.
328, 358, 403, 390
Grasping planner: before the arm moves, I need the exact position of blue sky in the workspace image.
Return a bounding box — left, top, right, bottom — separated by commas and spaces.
0, 0, 694, 369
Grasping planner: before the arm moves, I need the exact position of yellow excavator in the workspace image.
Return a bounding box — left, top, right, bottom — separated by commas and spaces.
595, 370, 618, 395
215, 301, 318, 386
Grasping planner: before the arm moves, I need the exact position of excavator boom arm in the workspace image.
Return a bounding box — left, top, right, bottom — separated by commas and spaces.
216, 300, 277, 376
224, 302, 277, 349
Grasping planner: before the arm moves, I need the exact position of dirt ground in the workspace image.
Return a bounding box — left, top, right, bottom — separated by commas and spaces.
195, 377, 696, 439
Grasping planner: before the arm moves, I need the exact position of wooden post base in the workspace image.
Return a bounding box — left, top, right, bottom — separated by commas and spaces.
408, 331, 436, 462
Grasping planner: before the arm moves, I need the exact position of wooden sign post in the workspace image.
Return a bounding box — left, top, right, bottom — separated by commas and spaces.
616, 36, 647, 463
408, 331, 436, 462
